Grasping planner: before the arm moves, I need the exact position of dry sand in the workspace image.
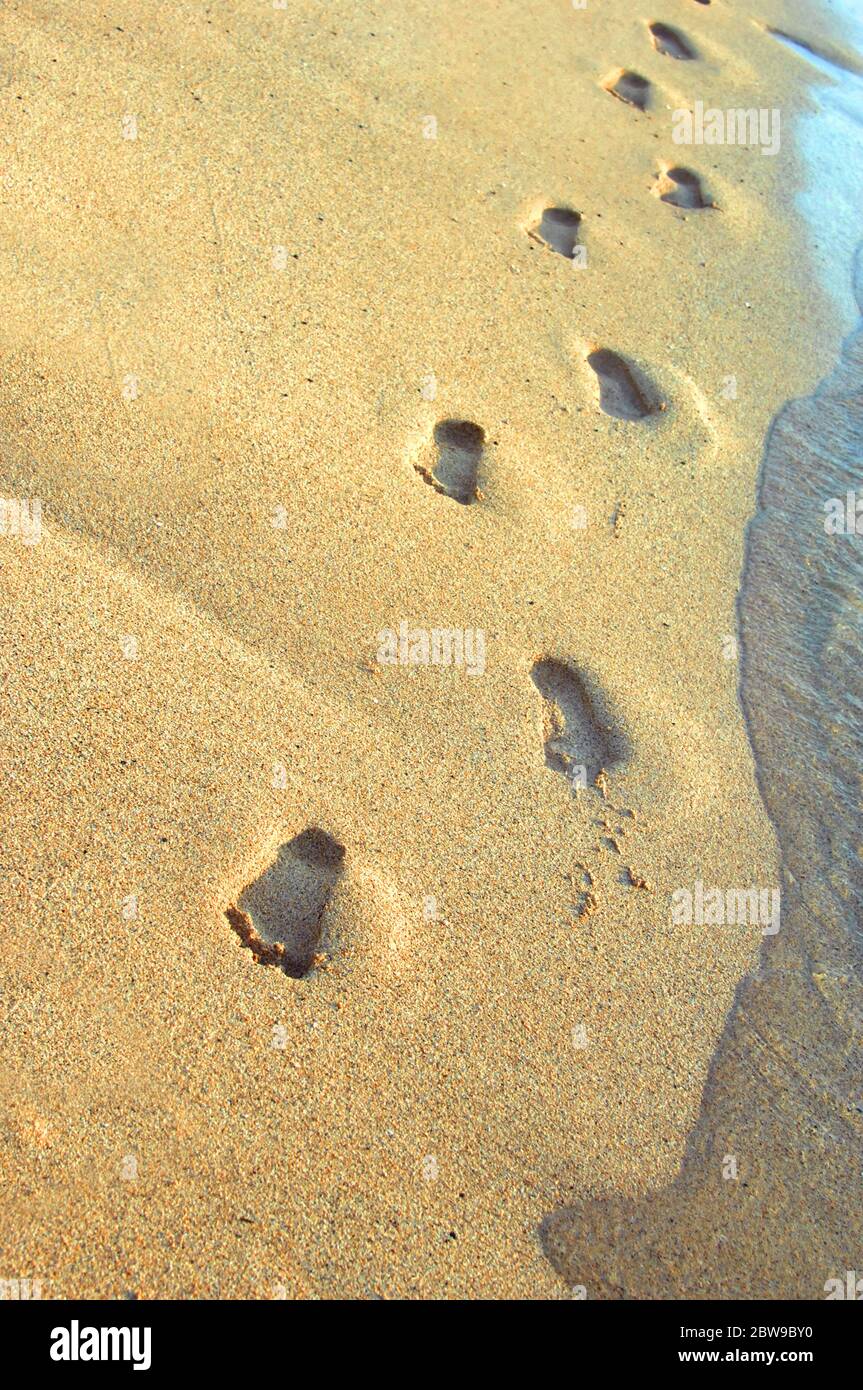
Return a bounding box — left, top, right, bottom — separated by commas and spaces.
0, 0, 854, 1297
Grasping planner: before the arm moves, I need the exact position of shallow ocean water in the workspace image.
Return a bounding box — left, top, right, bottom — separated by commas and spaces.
742, 0, 863, 1009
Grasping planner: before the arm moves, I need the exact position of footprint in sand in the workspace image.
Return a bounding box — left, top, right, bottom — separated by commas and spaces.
226, 828, 345, 978
530, 206, 582, 260
413, 419, 484, 504
648, 23, 698, 60
652, 165, 712, 209
531, 658, 628, 792
587, 349, 662, 421
602, 70, 651, 111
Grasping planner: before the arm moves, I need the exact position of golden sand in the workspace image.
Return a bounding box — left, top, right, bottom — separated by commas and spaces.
0, 0, 852, 1296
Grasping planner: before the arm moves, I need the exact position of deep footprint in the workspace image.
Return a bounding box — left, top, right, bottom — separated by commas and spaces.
587, 348, 660, 421
602, 70, 651, 111
415, 419, 484, 504
654, 165, 711, 209
532, 207, 581, 259
648, 22, 697, 60
227, 828, 345, 978
531, 658, 628, 790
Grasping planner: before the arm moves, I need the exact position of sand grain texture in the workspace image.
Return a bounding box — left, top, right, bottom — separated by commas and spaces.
0, 0, 851, 1297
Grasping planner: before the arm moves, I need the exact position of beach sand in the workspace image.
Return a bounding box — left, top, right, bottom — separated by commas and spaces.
0, 0, 855, 1297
